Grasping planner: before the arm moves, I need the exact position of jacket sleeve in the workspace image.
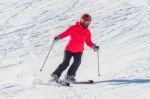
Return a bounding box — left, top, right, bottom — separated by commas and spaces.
85, 31, 95, 48
58, 26, 73, 39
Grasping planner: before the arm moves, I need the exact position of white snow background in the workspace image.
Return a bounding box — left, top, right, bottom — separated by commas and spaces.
0, 0, 150, 99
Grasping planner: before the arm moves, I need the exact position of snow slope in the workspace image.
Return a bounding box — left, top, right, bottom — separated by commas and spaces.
0, 0, 150, 99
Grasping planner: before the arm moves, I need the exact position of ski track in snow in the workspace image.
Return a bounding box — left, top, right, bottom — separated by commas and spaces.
0, 0, 150, 99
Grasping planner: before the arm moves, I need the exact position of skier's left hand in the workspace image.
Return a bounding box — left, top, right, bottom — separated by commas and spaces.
93, 45, 99, 52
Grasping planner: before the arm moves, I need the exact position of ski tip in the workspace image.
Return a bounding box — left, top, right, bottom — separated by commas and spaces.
88, 80, 94, 84
66, 83, 70, 86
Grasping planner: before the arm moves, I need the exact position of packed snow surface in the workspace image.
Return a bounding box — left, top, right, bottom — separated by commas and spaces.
0, 0, 150, 99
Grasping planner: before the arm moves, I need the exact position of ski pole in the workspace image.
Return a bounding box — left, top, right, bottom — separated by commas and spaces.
40, 41, 55, 72
97, 49, 100, 76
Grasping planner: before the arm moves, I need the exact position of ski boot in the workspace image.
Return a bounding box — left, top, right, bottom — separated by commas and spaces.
64, 75, 76, 84
50, 74, 59, 83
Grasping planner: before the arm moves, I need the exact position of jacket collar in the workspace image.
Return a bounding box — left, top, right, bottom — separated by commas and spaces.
76, 22, 87, 29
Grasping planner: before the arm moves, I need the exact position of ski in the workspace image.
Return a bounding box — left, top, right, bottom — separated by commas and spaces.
74, 80, 94, 84
59, 80, 94, 86
57, 80, 70, 86
53, 80, 94, 86
34, 80, 94, 87
33, 79, 70, 87
75, 80, 94, 84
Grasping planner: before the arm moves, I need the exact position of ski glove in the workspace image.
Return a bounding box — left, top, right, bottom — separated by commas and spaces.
53, 36, 60, 42
93, 45, 99, 52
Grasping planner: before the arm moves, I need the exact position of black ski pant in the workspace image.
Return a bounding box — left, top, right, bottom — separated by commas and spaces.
53, 50, 83, 78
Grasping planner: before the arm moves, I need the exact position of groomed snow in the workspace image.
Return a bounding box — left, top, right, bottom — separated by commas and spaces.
0, 0, 150, 99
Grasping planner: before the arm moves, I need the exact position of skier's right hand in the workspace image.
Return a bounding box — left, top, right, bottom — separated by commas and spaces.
53, 36, 60, 42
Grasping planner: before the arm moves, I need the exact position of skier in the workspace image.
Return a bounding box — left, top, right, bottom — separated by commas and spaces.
51, 14, 99, 83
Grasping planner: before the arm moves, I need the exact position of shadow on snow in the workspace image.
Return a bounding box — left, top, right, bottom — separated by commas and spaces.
94, 79, 150, 85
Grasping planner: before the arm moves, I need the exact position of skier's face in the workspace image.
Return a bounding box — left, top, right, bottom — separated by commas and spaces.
80, 19, 91, 26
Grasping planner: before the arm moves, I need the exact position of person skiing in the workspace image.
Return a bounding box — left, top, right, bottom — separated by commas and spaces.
51, 13, 99, 83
